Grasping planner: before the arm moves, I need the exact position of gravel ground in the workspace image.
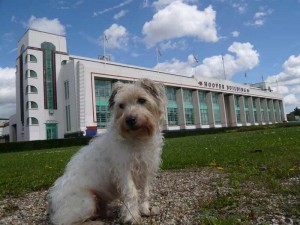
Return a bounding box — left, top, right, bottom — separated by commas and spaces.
0, 168, 299, 225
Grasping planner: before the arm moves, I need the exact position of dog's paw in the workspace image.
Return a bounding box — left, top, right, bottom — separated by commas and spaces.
140, 206, 160, 217
122, 214, 141, 225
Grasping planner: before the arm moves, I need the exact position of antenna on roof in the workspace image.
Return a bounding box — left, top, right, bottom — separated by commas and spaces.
192, 54, 198, 76
221, 55, 227, 80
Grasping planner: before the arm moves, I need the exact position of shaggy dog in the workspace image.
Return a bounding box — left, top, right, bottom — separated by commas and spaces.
48, 78, 166, 225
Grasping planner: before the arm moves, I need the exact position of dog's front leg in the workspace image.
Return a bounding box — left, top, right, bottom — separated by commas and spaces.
120, 173, 141, 224
139, 179, 159, 217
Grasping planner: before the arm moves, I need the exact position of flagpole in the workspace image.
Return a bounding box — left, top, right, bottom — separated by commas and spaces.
193, 54, 198, 76
222, 56, 226, 80
103, 33, 106, 63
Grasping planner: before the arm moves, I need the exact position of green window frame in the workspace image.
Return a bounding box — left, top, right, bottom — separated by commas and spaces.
273, 100, 278, 121
212, 92, 221, 125
66, 105, 71, 131
253, 98, 258, 123
167, 107, 179, 126
46, 123, 58, 139
235, 95, 241, 123
244, 96, 250, 123
41, 42, 56, 110
95, 79, 112, 128
27, 117, 39, 126
185, 108, 194, 125
26, 54, 37, 63
26, 101, 38, 109
183, 89, 194, 125
166, 87, 178, 126
260, 99, 265, 123
64, 81, 69, 100
199, 91, 209, 125
25, 70, 37, 78
267, 100, 271, 122
26, 85, 38, 94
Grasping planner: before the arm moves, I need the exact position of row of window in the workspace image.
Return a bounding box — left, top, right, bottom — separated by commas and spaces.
93, 78, 284, 129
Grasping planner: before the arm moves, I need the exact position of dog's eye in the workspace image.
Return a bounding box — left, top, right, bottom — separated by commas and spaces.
119, 103, 125, 109
137, 98, 146, 104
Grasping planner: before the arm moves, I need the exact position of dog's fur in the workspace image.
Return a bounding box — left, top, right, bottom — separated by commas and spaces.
48, 78, 166, 225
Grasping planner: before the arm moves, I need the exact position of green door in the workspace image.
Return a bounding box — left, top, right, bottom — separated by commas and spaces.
46, 123, 58, 140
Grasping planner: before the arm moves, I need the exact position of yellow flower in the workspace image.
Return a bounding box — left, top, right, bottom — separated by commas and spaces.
217, 166, 224, 170
209, 162, 217, 166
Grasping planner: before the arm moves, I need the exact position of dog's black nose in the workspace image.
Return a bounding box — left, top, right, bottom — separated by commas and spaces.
126, 115, 137, 128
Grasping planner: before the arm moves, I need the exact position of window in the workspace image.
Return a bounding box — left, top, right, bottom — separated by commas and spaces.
66, 105, 71, 131
166, 87, 178, 126
41, 42, 56, 110
26, 85, 38, 94
95, 79, 112, 128
267, 100, 271, 122
212, 92, 221, 125
235, 95, 241, 123
64, 81, 69, 100
27, 117, 39, 125
185, 108, 194, 125
26, 101, 38, 109
273, 100, 278, 121
183, 89, 193, 104
183, 89, 194, 125
61, 60, 68, 65
46, 123, 58, 139
244, 96, 250, 123
25, 70, 37, 78
260, 99, 265, 123
167, 107, 179, 126
198, 91, 209, 125
96, 105, 110, 128
25, 54, 37, 63
253, 98, 258, 123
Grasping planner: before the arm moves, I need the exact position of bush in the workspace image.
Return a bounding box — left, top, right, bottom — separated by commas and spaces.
0, 137, 91, 153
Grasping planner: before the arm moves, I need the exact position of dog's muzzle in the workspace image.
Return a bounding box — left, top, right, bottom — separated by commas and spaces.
125, 115, 137, 129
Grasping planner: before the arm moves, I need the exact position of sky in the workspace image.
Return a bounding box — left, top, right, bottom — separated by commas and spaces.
1, 0, 300, 118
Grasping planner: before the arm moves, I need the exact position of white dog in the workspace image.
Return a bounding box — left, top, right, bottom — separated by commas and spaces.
48, 78, 166, 225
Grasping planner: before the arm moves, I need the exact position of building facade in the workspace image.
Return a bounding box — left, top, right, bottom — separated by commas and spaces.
10, 29, 286, 141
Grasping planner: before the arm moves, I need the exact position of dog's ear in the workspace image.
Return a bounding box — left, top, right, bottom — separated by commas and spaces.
109, 82, 124, 110
137, 78, 166, 103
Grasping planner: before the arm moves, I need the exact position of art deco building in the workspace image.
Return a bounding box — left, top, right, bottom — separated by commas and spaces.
9, 29, 285, 141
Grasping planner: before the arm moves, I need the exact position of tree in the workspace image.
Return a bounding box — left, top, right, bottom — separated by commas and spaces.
293, 107, 300, 116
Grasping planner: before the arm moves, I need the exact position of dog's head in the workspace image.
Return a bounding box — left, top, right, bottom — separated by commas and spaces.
109, 78, 166, 139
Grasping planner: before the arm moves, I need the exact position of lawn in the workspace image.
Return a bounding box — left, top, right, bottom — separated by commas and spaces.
0, 126, 300, 200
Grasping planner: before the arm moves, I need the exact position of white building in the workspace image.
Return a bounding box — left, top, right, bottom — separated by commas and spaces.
9, 29, 286, 141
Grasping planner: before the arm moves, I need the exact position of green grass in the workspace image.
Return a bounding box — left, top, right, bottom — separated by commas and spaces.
0, 147, 79, 198
163, 126, 300, 191
0, 126, 300, 200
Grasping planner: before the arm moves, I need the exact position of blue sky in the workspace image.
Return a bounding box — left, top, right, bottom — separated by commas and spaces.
1, 0, 300, 118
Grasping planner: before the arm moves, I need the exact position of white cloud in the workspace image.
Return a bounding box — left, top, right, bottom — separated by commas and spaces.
284, 94, 299, 105
232, 2, 247, 14
93, 0, 133, 16
197, 42, 259, 79
266, 54, 300, 110
154, 42, 259, 79
114, 10, 129, 20
27, 16, 66, 35
152, 0, 198, 10
231, 31, 240, 37
0, 67, 16, 118
159, 40, 187, 51
155, 56, 194, 75
103, 24, 129, 49
143, 1, 218, 47
245, 8, 273, 27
